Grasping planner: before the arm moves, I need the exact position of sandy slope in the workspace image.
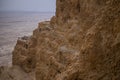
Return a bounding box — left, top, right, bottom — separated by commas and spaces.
0, 66, 35, 80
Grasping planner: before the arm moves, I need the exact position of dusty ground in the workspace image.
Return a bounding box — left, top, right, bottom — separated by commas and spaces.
0, 66, 35, 80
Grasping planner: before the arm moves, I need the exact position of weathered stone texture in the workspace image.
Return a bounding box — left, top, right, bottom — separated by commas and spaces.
12, 0, 120, 80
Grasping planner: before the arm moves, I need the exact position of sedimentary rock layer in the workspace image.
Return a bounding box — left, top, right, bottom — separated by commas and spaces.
12, 0, 120, 80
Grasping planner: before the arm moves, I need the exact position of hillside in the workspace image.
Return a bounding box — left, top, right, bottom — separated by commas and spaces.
1, 0, 120, 80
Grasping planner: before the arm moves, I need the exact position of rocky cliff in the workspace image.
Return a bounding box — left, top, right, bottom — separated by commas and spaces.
11, 0, 120, 80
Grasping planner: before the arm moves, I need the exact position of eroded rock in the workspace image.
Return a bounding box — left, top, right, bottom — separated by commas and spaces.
11, 0, 120, 80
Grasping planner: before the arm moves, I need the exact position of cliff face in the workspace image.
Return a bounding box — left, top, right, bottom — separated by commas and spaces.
12, 0, 120, 80
12, 36, 36, 72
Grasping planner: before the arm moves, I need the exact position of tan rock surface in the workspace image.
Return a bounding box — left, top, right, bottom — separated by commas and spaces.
0, 66, 35, 80
11, 0, 120, 80
12, 36, 36, 72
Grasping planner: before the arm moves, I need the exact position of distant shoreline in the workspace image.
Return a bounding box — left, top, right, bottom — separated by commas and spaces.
0, 11, 55, 14
0, 12, 54, 66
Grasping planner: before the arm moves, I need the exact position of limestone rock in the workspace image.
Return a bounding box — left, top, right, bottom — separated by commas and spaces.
12, 36, 36, 72
12, 0, 120, 80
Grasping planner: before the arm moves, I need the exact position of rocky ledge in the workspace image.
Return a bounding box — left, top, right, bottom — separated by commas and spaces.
1, 0, 120, 80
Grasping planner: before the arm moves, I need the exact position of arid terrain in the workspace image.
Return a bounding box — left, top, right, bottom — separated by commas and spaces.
0, 12, 54, 66
1, 0, 120, 80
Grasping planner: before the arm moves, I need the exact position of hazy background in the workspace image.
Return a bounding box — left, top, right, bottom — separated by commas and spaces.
0, 0, 56, 12
0, 0, 56, 66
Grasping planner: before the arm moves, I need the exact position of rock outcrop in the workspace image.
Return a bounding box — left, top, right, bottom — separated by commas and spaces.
12, 0, 120, 80
12, 36, 36, 72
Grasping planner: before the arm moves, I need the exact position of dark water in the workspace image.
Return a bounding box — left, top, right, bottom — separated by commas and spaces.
0, 12, 54, 66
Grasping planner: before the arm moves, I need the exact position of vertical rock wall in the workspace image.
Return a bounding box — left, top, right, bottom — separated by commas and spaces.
12, 0, 120, 80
